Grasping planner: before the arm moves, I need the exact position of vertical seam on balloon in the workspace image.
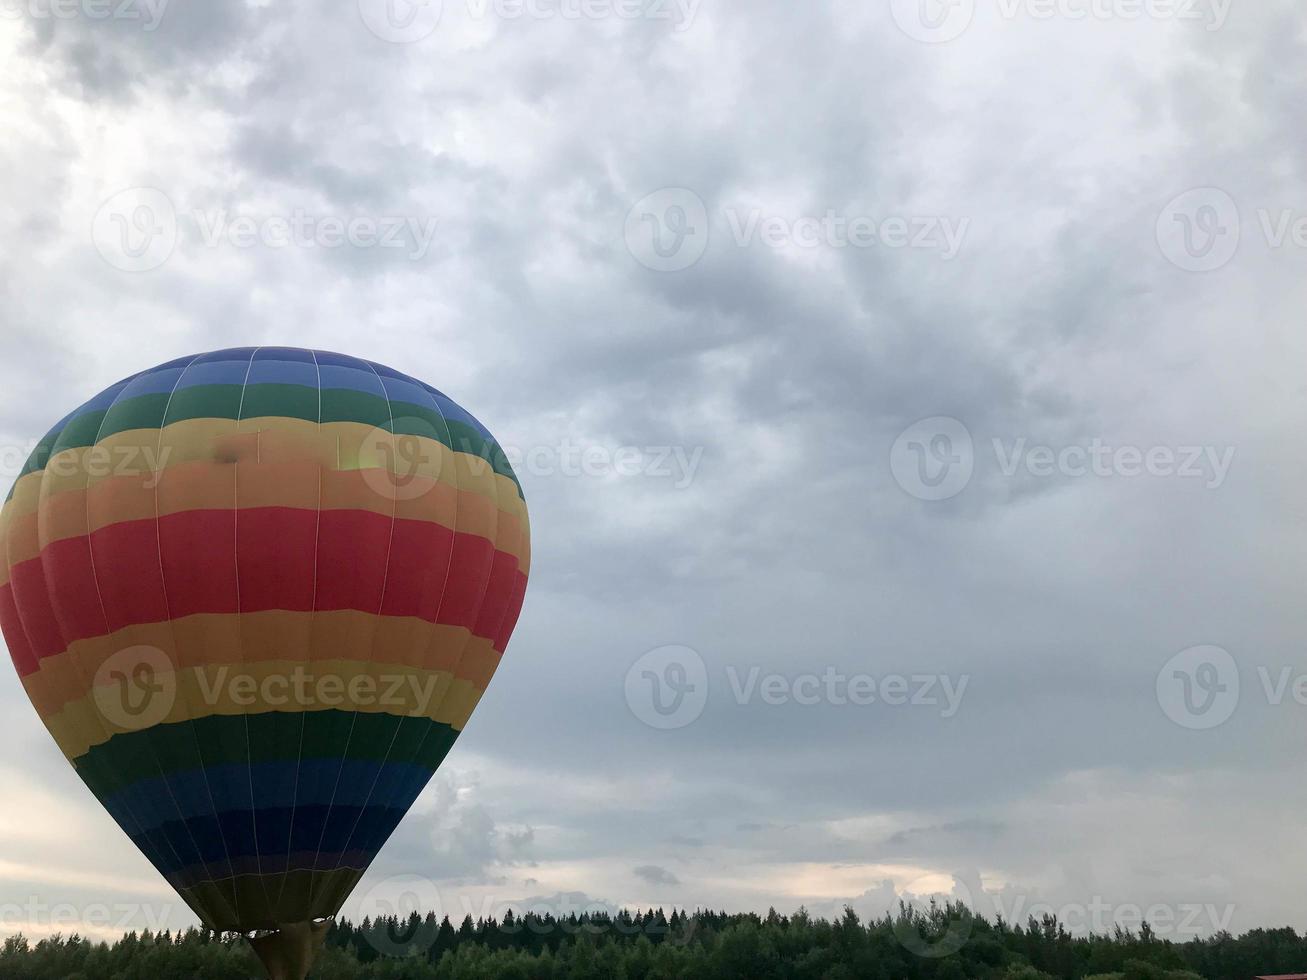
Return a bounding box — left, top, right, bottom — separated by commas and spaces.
303, 357, 400, 918
233, 346, 279, 926
151, 354, 244, 929
81, 363, 235, 925
326, 375, 464, 892
271, 347, 323, 920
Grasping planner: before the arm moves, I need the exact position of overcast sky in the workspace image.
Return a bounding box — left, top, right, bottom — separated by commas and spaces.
2, 0, 1306, 952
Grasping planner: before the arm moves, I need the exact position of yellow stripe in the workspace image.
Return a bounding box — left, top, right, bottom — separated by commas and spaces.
47, 659, 486, 761
1, 416, 526, 535
22, 609, 505, 747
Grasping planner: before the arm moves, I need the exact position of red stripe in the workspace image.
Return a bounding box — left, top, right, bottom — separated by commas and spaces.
95, 518, 171, 629
9, 554, 68, 672
434, 532, 496, 630
235, 507, 318, 612
314, 509, 392, 615
378, 518, 456, 622
474, 550, 519, 641
2, 508, 524, 674
50, 533, 113, 641
159, 508, 237, 615
0, 579, 36, 675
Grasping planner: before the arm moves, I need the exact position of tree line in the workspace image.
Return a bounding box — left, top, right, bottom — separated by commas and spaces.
1, 900, 1302, 979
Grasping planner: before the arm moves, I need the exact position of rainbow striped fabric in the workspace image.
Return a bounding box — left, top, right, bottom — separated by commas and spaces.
0, 348, 530, 932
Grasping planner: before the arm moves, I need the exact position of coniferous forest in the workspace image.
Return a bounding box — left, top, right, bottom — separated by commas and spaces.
1, 902, 1303, 980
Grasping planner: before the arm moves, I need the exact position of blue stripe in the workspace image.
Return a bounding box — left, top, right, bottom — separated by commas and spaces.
111, 367, 188, 399
246, 359, 320, 388
104, 760, 435, 829
175, 357, 256, 389
135, 804, 408, 875
318, 364, 387, 396
378, 376, 432, 408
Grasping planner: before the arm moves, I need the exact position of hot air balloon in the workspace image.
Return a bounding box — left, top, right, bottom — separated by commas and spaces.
0, 348, 530, 979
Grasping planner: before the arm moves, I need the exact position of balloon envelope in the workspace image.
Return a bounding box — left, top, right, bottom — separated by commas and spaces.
0, 348, 529, 932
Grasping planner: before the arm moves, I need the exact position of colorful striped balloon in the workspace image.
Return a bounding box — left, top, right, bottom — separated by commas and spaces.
0, 348, 530, 938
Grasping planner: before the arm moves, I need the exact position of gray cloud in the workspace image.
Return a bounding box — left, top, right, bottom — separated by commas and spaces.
633, 866, 681, 887
0, 0, 1304, 944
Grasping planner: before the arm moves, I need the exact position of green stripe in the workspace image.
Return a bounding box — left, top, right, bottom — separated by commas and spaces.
74, 710, 459, 798
165, 384, 246, 425
240, 381, 320, 422
13, 383, 522, 493
105, 392, 172, 435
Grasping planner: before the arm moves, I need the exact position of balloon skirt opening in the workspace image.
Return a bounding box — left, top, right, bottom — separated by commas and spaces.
247, 919, 332, 980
